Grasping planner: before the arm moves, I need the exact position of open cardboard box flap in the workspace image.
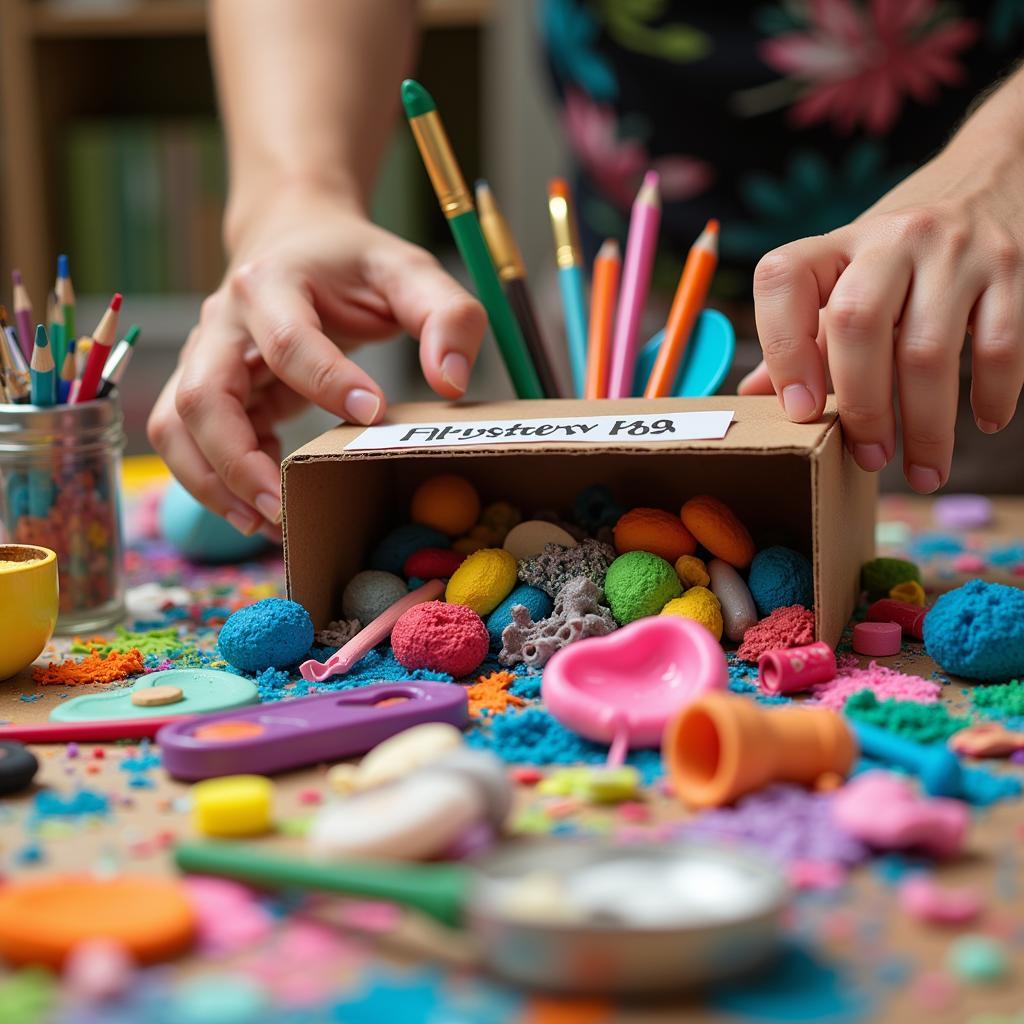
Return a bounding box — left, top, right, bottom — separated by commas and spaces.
283, 397, 875, 648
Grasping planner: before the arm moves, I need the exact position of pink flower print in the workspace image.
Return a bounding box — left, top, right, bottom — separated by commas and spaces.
761, 0, 979, 135
562, 88, 712, 210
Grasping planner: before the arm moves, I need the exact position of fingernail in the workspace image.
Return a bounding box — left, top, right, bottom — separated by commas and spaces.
907, 464, 941, 494
782, 383, 818, 422
977, 419, 1001, 434
853, 443, 888, 472
226, 508, 260, 536
344, 388, 381, 425
441, 352, 470, 394
254, 492, 282, 525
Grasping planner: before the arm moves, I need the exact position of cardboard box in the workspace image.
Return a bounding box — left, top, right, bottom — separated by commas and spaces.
282, 397, 876, 646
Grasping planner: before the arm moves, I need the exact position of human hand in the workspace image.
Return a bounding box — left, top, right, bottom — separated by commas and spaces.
740, 119, 1024, 493
148, 189, 486, 535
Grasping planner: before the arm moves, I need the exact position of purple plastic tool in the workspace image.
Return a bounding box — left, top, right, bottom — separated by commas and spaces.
157, 681, 468, 781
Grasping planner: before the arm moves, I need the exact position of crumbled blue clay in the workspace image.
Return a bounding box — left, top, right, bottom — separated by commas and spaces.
31, 788, 110, 822
923, 579, 1024, 682
218, 598, 314, 672
485, 585, 553, 649
748, 546, 814, 616
369, 524, 449, 575
909, 534, 963, 558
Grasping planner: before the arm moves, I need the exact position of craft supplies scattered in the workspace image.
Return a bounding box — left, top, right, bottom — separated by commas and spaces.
664, 694, 856, 808
0, 740, 39, 794
175, 839, 788, 993
52, 668, 259, 723
851, 721, 964, 799
949, 721, 1024, 758
543, 616, 728, 765
159, 681, 468, 781
852, 620, 902, 657
192, 774, 275, 837
899, 876, 982, 925
758, 641, 836, 696
0, 544, 58, 678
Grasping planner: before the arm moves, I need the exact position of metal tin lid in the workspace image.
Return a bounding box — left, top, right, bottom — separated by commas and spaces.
0, 395, 125, 455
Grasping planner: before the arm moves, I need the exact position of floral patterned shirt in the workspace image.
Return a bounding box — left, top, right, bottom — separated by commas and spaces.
542, 0, 1024, 295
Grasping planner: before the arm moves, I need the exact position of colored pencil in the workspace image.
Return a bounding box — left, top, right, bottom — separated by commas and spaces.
58, 337, 77, 404
402, 80, 542, 399
547, 178, 588, 397
0, 716, 191, 743
644, 219, 719, 398
98, 324, 140, 398
75, 336, 92, 378
30, 325, 56, 407
0, 306, 30, 402
606, 171, 661, 399
585, 239, 620, 399
74, 293, 122, 403
56, 253, 76, 355
46, 289, 65, 377
476, 181, 561, 398
11, 270, 34, 361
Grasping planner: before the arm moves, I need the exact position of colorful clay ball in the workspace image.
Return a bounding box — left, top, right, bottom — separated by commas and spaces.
341, 570, 407, 624
613, 508, 696, 563
861, 557, 921, 601
923, 579, 1024, 682
391, 601, 489, 678
218, 598, 313, 672
674, 554, 710, 589
486, 584, 553, 648
445, 547, 517, 616
661, 586, 723, 641
370, 524, 449, 575
403, 547, 465, 580
411, 475, 481, 536
748, 546, 814, 616
572, 484, 623, 532
604, 550, 682, 625
680, 495, 756, 569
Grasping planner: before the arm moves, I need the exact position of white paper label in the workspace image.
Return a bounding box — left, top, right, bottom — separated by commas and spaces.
344, 411, 735, 452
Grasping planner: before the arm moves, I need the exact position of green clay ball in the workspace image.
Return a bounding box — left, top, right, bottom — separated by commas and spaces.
860, 557, 921, 600
604, 551, 682, 625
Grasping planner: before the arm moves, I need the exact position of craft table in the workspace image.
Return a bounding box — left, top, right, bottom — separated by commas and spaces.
0, 487, 1022, 1024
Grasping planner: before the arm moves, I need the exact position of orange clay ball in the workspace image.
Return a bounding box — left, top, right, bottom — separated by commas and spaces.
680, 495, 756, 569
613, 508, 696, 563
410, 475, 481, 537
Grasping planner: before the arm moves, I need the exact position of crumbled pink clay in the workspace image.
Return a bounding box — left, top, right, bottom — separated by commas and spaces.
811, 661, 941, 711
736, 605, 815, 662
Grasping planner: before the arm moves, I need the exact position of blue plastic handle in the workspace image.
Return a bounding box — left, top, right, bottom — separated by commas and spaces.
632, 308, 736, 398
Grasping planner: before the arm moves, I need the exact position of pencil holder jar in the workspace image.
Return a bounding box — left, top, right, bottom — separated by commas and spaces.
0, 396, 126, 633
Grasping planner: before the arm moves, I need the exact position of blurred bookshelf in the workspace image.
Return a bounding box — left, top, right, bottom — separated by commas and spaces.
0, 0, 494, 448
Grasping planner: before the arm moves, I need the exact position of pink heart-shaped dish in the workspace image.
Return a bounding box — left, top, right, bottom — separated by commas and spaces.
542, 616, 728, 755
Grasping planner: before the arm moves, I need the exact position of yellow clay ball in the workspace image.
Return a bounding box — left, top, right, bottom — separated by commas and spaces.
889, 579, 925, 607
674, 554, 710, 589
410, 475, 481, 536
660, 586, 724, 641
445, 547, 517, 615
191, 775, 274, 838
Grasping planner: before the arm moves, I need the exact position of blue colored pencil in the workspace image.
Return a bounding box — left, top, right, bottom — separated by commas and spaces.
548, 179, 588, 397
30, 325, 56, 407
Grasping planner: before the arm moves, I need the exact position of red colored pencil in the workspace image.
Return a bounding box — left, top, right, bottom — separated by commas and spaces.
73, 292, 122, 404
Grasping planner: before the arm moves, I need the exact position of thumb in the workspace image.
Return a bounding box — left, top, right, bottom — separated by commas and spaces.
368, 242, 487, 398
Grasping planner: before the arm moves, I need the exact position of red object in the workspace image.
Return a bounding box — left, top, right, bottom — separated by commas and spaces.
0, 716, 191, 743
403, 547, 465, 580
510, 766, 543, 785
866, 599, 927, 640
74, 337, 113, 403
391, 600, 489, 678
758, 641, 836, 695
852, 621, 902, 657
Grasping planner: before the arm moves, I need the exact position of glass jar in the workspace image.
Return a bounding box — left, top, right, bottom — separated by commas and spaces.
0, 396, 126, 633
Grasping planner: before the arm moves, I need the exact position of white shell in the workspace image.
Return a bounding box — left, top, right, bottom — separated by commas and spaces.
354, 722, 464, 790
503, 520, 578, 561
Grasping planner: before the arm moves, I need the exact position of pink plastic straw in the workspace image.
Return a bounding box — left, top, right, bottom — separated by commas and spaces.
299, 578, 445, 683
606, 171, 661, 398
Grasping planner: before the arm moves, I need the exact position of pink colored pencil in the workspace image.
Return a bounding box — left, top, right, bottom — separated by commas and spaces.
606, 171, 661, 398
11, 270, 34, 362
299, 578, 446, 682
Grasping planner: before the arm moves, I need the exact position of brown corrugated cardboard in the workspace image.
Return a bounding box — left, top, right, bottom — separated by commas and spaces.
282, 397, 876, 646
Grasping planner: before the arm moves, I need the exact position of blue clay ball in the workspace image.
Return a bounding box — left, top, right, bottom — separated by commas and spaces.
486, 584, 553, 649
369, 524, 449, 575
218, 598, 314, 672
923, 579, 1024, 682
159, 478, 269, 564
342, 570, 408, 624
748, 546, 813, 616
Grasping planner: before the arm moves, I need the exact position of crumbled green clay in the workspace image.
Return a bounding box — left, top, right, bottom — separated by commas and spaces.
972, 679, 1024, 720
843, 691, 970, 744
72, 626, 185, 658
860, 557, 921, 600
947, 935, 1008, 984
604, 550, 682, 625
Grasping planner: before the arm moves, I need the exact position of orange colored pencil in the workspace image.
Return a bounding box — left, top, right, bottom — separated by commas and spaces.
585, 239, 620, 399
643, 219, 719, 398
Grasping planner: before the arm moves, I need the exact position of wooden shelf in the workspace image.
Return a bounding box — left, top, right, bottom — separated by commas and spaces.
29, 0, 492, 38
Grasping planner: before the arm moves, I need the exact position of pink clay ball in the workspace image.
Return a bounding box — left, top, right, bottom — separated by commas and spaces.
391, 600, 489, 678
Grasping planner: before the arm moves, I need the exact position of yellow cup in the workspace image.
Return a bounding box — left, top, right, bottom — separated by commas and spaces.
0, 545, 59, 680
